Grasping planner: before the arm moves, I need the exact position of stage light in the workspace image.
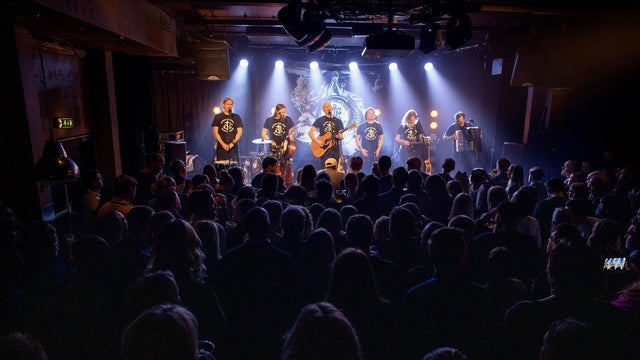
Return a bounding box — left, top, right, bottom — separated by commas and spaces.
374, 108, 382, 116
275, 60, 284, 69
424, 62, 434, 71
239, 59, 249, 67
349, 61, 358, 70
278, 0, 332, 52
213, 106, 221, 114
429, 121, 438, 130
310, 61, 319, 69
389, 62, 398, 71
430, 110, 439, 118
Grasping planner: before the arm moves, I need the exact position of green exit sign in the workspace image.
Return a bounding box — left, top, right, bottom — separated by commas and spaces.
56, 118, 73, 128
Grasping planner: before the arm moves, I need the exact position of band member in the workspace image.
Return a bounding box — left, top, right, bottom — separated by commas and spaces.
443, 111, 479, 174
395, 109, 426, 165
212, 97, 243, 164
261, 103, 295, 161
355, 107, 384, 173
309, 101, 345, 169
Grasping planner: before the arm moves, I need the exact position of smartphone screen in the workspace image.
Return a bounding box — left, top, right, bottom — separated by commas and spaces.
603, 257, 626, 271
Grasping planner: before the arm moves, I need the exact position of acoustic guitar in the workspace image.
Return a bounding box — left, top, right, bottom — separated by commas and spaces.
311, 122, 357, 158
424, 136, 432, 175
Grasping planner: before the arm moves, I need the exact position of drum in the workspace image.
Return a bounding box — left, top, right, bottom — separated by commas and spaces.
214, 160, 237, 174
466, 126, 482, 152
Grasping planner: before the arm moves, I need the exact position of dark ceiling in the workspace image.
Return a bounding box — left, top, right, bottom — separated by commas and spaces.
157, 1, 637, 55
10, 1, 640, 65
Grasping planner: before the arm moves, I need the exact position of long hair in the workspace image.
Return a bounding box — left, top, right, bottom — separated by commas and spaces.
281, 302, 362, 360
401, 109, 419, 126
273, 103, 286, 118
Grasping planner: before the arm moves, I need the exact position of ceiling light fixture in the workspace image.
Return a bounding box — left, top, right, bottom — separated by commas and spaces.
278, 0, 332, 52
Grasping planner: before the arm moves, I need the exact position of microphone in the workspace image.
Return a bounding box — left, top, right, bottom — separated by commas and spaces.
328, 111, 332, 116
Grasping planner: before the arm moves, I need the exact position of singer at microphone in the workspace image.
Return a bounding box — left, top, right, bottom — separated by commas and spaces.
212, 96, 244, 165
308, 101, 345, 169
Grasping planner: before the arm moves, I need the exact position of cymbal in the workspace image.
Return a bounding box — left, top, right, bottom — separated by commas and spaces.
252, 138, 271, 144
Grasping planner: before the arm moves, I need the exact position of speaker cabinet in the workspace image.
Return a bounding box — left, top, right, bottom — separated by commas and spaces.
195, 41, 230, 81
164, 141, 187, 173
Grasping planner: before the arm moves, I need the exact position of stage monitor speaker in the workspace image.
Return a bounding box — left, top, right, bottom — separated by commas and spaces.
502, 142, 526, 167
164, 141, 187, 174
195, 41, 230, 81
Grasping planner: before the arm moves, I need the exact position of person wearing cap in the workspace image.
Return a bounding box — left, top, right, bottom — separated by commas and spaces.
321, 157, 345, 191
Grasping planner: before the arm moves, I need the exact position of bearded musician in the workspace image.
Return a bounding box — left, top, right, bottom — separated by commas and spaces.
395, 109, 427, 165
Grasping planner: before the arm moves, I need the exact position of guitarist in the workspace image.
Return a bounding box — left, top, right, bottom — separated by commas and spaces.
394, 108, 426, 166
355, 107, 384, 173
308, 101, 345, 170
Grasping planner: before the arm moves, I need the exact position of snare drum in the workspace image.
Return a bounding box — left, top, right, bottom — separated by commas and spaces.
214, 160, 238, 173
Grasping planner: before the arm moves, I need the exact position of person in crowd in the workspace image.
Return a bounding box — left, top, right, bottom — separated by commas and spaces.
319, 157, 346, 191
560, 159, 580, 187
379, 166, 409, 207
423, 174, 453, 225
528, 166, 547, 201
399, 227, 492, 360
308, 101, 345, 170
202, 163, 219, 189
489, 157, 511, 188
212, 97, 243, 165
506, 164, 526, 199
438, 158, 456, 184
216, 206, 303, 359
149, 219, 227, 347
483, 246, 530, 323
97, 174, 137, 218
395, 109, 427, 167
251, 156, 286, 193
355, 107, 384, 172
378, 206, 424, 275
168, 159, 188, 193
533, 177, 568, 245
299, 228, 335, 304
133, 152, 165, 206
121, 304, 215, 360
281, 302, 363, 360
346, 213, 407, 307
325, 247, 400, 360
377, 155, 393, 193
0, 331, 49, 360
352, 174, 393, 224
80, 169, 104, 233
499, 241, 628, 359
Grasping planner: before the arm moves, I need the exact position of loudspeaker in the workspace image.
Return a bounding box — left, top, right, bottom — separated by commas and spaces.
164, 141, 187, 173
544, 88, 571, 135
502, 142, 526, 166
195, 41, 230, 81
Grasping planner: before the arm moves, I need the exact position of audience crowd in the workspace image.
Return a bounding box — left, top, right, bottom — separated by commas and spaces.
2, 152, 640, 360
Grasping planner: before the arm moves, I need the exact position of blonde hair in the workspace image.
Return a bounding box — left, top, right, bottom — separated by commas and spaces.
401, 109, 418, 126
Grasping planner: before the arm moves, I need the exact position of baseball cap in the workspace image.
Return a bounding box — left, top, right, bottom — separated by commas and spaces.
325, 158, 337, 168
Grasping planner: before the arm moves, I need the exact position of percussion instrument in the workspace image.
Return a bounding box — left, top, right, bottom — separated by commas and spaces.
214, 160, 237, 173
251, 138, 271, 144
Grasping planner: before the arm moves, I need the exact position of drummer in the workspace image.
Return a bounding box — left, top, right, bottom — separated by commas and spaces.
261, 103, 295, 162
